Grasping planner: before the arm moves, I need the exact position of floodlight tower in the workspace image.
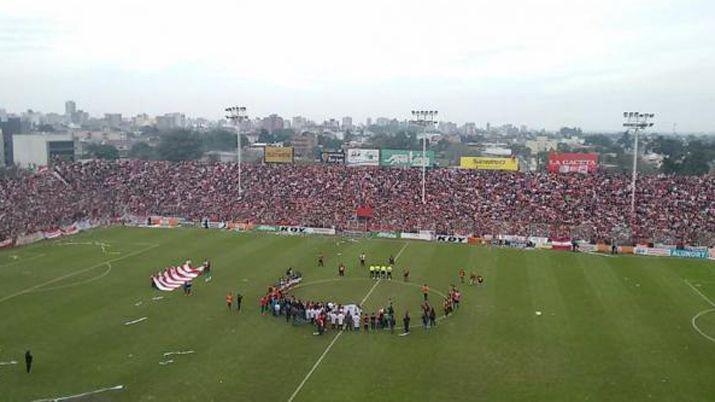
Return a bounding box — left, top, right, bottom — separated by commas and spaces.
409, 110, 438, 204
225, 106, 249, 195
622, 111, 655, 215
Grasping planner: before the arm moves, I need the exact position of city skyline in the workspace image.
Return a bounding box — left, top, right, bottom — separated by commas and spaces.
1, 0, 714, 132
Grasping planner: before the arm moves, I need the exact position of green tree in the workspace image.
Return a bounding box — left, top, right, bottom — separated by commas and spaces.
85, 143, 119, 160
128, 142, 155, 160
203, 129, 237, 151
156, 130, 203, 161
318, 134, 343, 150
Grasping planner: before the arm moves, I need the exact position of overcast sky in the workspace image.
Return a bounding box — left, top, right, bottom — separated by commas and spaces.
1, 0, 714, 132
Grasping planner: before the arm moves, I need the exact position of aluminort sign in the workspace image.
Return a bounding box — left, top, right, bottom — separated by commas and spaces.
346, 149, 379, 166
380, 149, 435, 167
548, 153, 598, 174
460, 157, 519, 171
264, 146, 294, 163
670, 249, 708, 259
435, 235, 468, 244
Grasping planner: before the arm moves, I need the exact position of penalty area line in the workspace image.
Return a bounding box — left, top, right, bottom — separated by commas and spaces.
32, 385, 124, 402
0, 243, 158, 304
288, 279, 382, 402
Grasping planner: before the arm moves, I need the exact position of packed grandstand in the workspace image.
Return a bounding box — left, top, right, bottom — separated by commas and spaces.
1, 159, 713, 247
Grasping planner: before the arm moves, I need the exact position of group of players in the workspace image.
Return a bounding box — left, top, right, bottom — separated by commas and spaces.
253, 250, 487, 335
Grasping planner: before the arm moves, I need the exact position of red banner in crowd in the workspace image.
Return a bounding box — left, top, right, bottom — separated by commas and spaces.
356, 206, 374, 218
548, 153, 598, 174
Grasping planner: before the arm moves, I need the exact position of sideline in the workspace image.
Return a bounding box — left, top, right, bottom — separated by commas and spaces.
0, 243, 158, 304
287, 279, 382, 402
684, 280, 715, 344
32, 385, 124, 402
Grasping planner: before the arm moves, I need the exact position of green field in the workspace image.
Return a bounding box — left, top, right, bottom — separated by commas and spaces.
1, 227, 715, 401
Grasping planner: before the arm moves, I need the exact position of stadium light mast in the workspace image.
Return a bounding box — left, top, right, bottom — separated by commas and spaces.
622, 112, 655, 215
225, 106, 249, 195
410, 110, 438, 204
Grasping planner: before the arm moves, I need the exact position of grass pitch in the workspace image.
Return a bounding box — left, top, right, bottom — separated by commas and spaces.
1, 227, 715, 401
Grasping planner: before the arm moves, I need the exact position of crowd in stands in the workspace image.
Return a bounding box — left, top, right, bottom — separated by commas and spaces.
1, 160, 713, 245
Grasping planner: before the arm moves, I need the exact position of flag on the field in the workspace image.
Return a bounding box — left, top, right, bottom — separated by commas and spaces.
152, 264, 204, 291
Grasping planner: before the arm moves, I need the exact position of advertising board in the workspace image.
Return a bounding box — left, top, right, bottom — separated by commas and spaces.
346, 149, 379, 166
380, 149, 435, 167
459, 157, 518, 171
264, 146, 294, 163
548, 153, 598, 174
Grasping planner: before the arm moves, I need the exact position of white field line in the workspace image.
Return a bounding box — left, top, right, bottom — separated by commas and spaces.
691, 309, 715, 343
0, 360, 18, 366
31, 263, 112, 293
685, 280, 715, 307
124, 316, 147, 326
394, 242, 409, 261
684, 280, 715, 344
163, 350, 194, 356
32, 385, 124, 402
288, 279, 382, 402
0, 243, 158, 304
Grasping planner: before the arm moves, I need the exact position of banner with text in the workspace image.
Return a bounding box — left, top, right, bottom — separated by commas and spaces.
634, 246, 671, 257
670, 249, 709, 260
401, 232, 433, 241
264, 146, 294, 163
548, 153, 598, 174
277, 226, 336, 235
380, 149, 435, 167
346, 149, 380, 166
434, 234, 469, 244
321, 151, 345, 164
459, 157, 519, 171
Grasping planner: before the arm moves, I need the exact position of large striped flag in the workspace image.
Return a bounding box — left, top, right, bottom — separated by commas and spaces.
153, 264, 204, 291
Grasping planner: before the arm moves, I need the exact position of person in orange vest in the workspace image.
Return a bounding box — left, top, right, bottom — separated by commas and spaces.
225, 293, 233, 310
421, 284, 429, 301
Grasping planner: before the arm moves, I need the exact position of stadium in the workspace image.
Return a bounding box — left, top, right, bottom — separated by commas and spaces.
1, 151, 714, 401
3, 1, 715, 400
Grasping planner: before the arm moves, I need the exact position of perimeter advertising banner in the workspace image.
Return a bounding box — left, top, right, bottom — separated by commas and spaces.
380, 149, 435, 167
548, 153, 598, 174
459, 157, 519, 171
264, 146, 294, 163
346, 149, 379, 166
321, 151, 345, 164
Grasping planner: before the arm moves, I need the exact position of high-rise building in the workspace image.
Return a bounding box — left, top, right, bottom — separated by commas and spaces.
65, 101, 76, 117
341, 116, 353, 130
291, 116, 305, 131
261, 114, 284, 133
291, 131, 317, 158
104, 113, 123, 128
156, 113, 186, 130
0, 117, 22, 166
366, 117, 372, 126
